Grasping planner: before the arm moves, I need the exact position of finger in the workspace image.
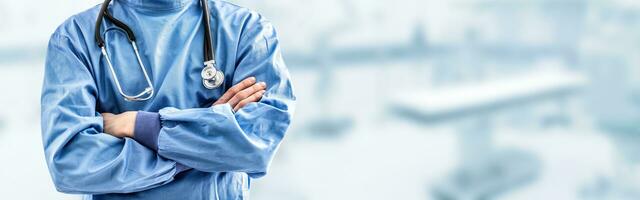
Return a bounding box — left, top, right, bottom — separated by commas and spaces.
214, 77, 256, 105
228, 82, 265, 108
228, 82, 266, 108
234, 90, 265, 112
214, 77, 255, 105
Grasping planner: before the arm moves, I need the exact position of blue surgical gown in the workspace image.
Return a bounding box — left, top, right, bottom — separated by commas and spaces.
40, 0, 295, 199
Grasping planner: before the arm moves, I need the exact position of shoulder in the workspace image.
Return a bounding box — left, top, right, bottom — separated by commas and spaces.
211, 1, 276, 39
50, 4, 102, 41
47, 4, 102, 69
211, 0, 265, 23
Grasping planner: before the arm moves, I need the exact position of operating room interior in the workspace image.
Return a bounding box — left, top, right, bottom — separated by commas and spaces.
1, 0, 640, 199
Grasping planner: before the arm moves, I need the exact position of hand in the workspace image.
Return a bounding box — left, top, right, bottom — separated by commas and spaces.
102, 111, 137, 138
213, 77, 267, 112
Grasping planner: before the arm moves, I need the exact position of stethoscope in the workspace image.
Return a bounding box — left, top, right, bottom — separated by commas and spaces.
94, 0, 224, 101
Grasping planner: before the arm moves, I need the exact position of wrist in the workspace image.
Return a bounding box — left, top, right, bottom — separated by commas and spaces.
124, 111, 138, 138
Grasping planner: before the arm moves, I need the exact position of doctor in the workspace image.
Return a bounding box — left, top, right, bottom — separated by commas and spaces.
40, 0, 295, 199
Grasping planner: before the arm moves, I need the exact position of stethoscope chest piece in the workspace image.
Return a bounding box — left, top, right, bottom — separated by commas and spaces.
201, 62, 224, 89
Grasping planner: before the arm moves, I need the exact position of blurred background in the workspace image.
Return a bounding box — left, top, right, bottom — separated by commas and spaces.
1, 0, 640, 199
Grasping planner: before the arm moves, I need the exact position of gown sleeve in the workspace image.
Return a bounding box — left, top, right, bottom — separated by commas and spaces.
133, 15, 295, 178
40, 33, 181, 194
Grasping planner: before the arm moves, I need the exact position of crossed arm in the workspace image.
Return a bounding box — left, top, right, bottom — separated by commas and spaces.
42, 16, 294, 194
102, 77, 267, 139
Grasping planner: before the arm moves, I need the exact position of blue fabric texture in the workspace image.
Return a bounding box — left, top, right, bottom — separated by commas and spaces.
134, 111, 161, 151
40, 0, 295, 199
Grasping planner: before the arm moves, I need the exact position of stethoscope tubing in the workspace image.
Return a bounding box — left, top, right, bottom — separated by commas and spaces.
94, 0, 223, 101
